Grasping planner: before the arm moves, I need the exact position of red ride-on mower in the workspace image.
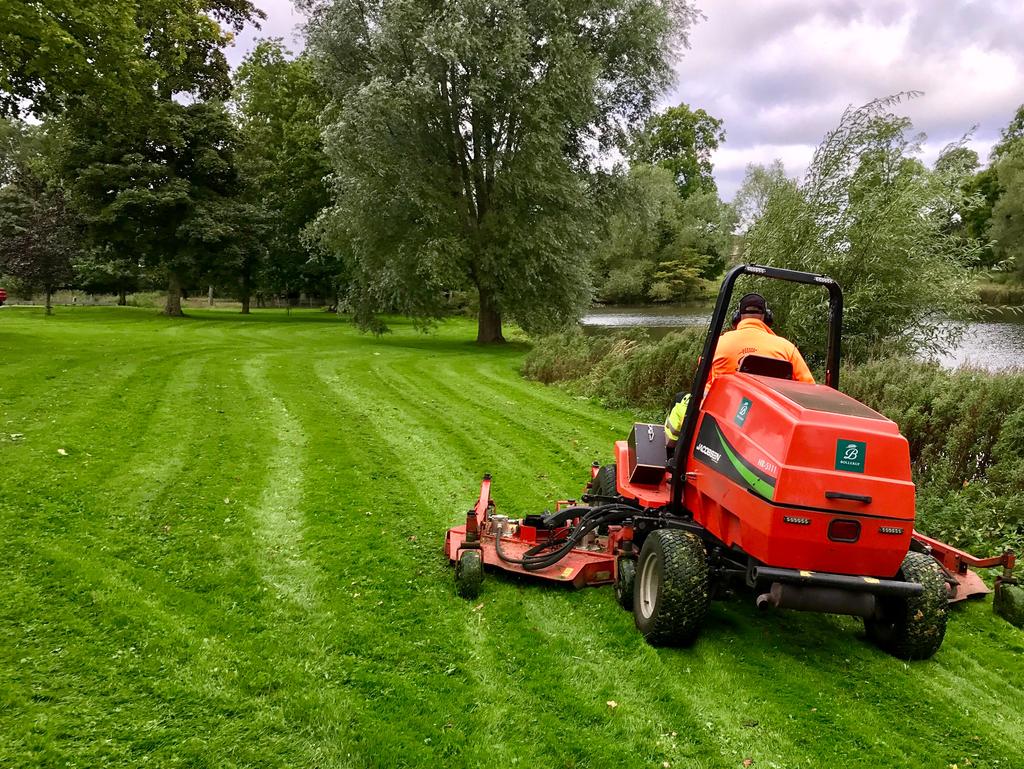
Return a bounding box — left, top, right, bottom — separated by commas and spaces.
445, 265, 1020, 659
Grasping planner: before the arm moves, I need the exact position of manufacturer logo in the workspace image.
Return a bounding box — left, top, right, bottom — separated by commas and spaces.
835, 439, 867, 473
734, 397, 752, 427
695, 443, 722, 463
747, 266, 767, 274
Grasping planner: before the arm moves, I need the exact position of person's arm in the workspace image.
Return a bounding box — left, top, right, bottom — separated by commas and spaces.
790, 346, 815, 383
664, 393, 690, 447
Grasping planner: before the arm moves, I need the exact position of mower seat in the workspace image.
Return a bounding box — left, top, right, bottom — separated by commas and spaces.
738, 354, 793, 380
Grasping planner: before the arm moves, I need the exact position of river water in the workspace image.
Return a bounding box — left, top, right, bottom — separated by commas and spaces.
580, 304, 1024, 372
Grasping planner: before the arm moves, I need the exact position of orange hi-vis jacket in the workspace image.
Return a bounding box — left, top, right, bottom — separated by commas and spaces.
709, 317, 814, 389
664, 318, 815, 444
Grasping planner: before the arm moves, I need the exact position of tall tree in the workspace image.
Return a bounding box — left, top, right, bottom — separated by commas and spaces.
0, 122, 78, 314
631, 102, 724, 199
66, 101, 251, 316
742, 94, 978, 363
59, 0, 263, 316
989, 145, 1024, 279
304, 0, 699, 342
233, 40, 332, 313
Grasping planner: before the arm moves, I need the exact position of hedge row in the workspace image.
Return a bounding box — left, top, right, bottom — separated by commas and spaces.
523, 329, 1024, 555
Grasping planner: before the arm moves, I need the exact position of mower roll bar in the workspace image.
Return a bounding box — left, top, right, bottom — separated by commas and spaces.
669, 264, 844, 517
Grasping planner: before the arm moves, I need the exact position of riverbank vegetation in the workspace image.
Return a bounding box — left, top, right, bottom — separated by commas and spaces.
523, 328, 1024, 556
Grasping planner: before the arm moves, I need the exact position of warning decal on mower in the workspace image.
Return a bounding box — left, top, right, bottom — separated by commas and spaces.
693, 415, 776, 500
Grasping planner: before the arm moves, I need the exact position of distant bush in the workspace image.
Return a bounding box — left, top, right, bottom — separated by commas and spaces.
524, 333, 1024, 554
976, 281, 1024, 307
523, 328, 704, 409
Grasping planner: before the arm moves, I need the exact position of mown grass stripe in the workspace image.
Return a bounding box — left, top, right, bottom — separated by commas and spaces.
2, 307, 1023, 769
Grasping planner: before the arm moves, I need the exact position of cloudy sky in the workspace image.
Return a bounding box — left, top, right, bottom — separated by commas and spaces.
226, 0, 1024, 200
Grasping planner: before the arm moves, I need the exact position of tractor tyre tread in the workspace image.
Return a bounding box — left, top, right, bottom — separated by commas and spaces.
634, 529, 709, 646
455, 549, 483, 599
615, 557, 636, 611
591, 464, 618, 499
865, 551, 948, 660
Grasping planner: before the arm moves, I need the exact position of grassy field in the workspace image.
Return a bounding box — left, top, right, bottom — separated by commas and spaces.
1, 306, 1023, 769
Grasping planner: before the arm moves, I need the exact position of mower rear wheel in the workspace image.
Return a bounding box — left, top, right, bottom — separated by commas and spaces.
865, 552, 948, 660
455, 549, 484, 599
590, 464, 618, 500
634, 529, 709, 646
615, 557, 636, 610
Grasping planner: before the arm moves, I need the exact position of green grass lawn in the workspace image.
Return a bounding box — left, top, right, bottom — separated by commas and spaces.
1, 306, 1022, 769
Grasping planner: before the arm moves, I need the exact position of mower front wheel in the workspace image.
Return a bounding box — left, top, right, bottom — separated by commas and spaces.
865, 551, 948, 660
634, 529, 709, 646
615, 557, 636, 610
455, 549, 484, 599
590, 464, 618, 500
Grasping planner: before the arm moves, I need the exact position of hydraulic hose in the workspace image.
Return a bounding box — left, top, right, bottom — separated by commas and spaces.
493, 504, 636, 571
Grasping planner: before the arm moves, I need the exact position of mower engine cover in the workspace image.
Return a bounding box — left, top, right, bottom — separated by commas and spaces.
683, 372, 915, 579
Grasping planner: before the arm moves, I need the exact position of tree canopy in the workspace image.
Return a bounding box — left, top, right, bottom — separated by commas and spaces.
740, 94, 979, 364
631, 102, 724, 199
0, 0, 265, 116
304, 0, 699, 342
232, 40, 332, 311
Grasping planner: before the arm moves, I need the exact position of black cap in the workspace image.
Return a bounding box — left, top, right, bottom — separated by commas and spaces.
737, 293, 767, 315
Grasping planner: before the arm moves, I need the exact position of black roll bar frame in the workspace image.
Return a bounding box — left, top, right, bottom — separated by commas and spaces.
668, 264, 844, 517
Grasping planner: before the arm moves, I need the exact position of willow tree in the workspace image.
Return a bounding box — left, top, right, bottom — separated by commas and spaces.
304, 0, 698, 342
741, 94, 980, 364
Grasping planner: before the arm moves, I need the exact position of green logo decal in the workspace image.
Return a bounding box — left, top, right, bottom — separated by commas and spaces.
734, 397, 752, 427
835, 439, 867, 473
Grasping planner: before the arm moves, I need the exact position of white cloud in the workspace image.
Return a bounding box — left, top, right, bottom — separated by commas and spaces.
224, 0, 307, 68
225, 1, 1024, 200
670, 0, 1024, 198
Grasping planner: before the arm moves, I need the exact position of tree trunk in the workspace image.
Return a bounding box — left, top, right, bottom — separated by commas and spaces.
476, 285, 504, 343
45, 288, 53, 316
164, 273, 184, 316
117, 289, 127, 306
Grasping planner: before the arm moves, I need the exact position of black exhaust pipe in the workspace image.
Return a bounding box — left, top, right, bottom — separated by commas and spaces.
756, 582, 877, 618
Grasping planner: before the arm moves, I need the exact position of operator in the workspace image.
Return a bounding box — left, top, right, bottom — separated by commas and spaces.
664, 292, 814, 448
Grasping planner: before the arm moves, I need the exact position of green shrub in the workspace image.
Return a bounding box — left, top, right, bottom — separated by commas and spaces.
588, 329, 703, 409
520, 328, 622, 385
976, 281, 1024, 307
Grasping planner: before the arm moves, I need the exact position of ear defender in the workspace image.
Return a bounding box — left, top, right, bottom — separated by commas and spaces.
732, 293, 773, 327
